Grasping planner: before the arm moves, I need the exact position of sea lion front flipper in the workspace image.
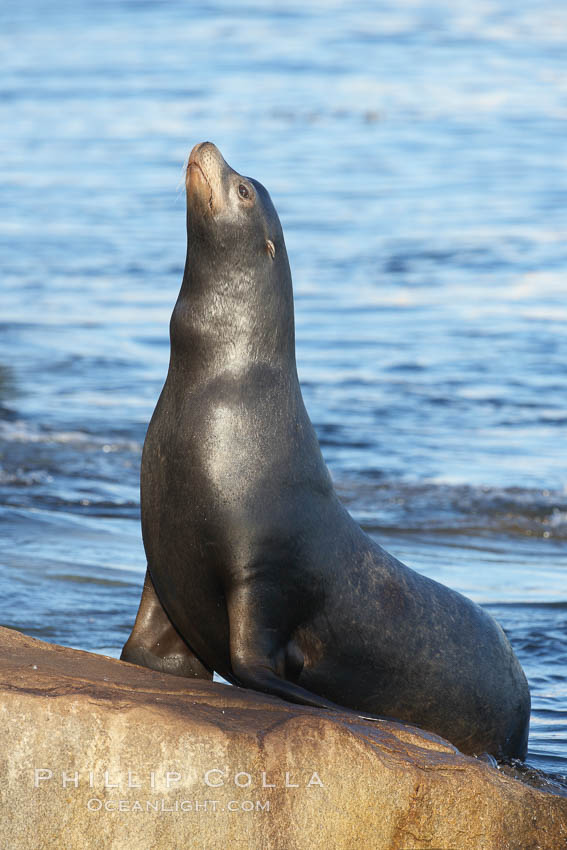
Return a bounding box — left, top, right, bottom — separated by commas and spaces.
121, 568, 213, 680
227, 579, 340, 710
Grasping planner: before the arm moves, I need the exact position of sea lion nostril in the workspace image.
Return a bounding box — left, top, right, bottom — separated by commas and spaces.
188, 142, 205, 163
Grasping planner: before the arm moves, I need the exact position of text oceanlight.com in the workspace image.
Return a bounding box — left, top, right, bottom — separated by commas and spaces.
86, 798, 271, 813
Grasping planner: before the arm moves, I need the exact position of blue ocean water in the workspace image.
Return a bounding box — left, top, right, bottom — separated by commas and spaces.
1, 0, 566, 777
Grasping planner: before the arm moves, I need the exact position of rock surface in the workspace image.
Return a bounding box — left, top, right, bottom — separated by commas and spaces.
0, 626, 565, 850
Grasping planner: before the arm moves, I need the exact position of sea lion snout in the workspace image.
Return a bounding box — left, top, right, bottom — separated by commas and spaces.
187, 141, 231, 213
188, 141, 225, 172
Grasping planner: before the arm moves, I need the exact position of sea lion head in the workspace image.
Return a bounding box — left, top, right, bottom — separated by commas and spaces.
186, 141, 283, 270
177, 142, 295, 365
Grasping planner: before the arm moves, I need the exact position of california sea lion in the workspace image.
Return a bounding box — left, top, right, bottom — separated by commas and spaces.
122, 142, 530, 759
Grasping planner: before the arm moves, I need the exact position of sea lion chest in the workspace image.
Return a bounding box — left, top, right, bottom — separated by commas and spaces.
140, 362, 331, 666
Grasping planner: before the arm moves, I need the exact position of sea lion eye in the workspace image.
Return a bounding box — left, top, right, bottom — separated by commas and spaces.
238, 184, 250, 199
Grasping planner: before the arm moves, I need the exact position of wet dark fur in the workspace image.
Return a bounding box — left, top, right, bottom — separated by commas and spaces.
122, 143, 530, 759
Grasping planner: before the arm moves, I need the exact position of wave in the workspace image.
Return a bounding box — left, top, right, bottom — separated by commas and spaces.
0, 419, 141, 453
336, 478, 567, 541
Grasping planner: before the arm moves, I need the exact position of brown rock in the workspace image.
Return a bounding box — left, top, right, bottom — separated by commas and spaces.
0, 626, 565, 850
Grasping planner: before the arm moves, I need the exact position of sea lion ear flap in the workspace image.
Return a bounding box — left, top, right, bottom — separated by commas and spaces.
266, 239, 276, 260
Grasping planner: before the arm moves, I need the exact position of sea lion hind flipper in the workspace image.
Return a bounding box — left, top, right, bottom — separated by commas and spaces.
121, 568, 213, 680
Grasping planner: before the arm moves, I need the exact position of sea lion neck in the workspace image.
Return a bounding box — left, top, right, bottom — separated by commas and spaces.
169, 238, 297, 376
